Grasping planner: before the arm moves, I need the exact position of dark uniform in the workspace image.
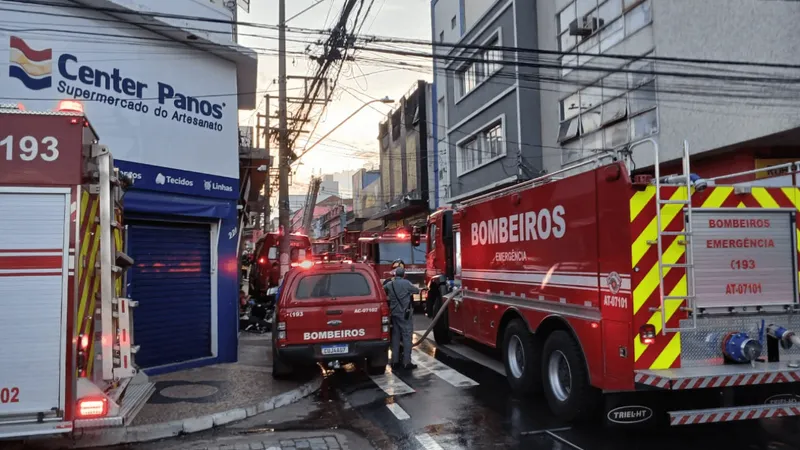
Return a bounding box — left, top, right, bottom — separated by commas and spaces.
384, 267, 420, 369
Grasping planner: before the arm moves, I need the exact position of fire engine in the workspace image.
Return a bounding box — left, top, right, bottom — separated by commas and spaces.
249, 232, 312, 300
0, 103, 146, 439
423, 139, 800, 426
358, 228, 427, 306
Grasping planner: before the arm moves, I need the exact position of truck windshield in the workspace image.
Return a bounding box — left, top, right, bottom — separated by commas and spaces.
294, 273, 372, 299
411, 242, 427, 264
378, 242, 411, 263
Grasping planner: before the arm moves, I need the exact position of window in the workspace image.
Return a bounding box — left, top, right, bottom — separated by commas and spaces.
429, 224, 438, 250
558, 53, 659, 163
411, 242, 427, 264
451, 16, 457, 29
455, 33, 502, 98
556, 0, 650, 63
458, 120, 505, 174
454, 231, 462, 279
439, 31, 444, 43
294, 273, 372, 299
378, 242, 411, 263
268, 246, 278, 260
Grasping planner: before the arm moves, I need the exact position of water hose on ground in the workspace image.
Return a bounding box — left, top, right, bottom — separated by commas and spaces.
412, 288, 461, 347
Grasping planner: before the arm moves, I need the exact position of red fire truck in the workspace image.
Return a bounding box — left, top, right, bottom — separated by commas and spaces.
0, 103, 146, 439
423, 140, 800, 426
358, 228, 427, 307
249, 232, 313, 300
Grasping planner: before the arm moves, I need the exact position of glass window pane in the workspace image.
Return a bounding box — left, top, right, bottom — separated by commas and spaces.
558, 3, 576, 34
629, 80, 656, 115
583, 129, 603, 151
581, 106, 602, 134
562, 54, 577, 76
629, 58, 655, 87
599, 18, 624, 51
558, 117, 580, 142
598, 0, 622, 29
580, 85, 603, 109
603, 72, 627, 100
561, 93, 581, 120
623, 0, 640, 7
577, 0, 596, 19
602, 95, 627, 125
604, 121, 629, 149
625, 0, 652, 35
631, 108, 658, 140
560, 31, 577, 51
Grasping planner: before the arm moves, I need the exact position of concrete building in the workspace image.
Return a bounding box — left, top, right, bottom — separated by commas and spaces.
376, 80, 432, 228
431, 0, 800, 203
1, 0, 257, 373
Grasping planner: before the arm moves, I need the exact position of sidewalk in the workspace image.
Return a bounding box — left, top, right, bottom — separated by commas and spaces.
41, 333, 322, 449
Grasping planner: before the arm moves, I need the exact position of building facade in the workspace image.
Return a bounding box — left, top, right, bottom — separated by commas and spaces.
431, 0, 800, 203
377, 80, 432, 228
1, 0, 257, 374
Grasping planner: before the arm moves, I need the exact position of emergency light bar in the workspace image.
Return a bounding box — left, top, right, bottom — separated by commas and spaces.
57, 100, 84, 114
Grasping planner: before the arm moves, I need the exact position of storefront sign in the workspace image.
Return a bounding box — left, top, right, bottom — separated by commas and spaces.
755, 158, 797, 179
0, 8, 239, 197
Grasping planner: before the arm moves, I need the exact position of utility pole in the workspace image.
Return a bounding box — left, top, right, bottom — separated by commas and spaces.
263, 94, 271, 233
277, 0, 291, 278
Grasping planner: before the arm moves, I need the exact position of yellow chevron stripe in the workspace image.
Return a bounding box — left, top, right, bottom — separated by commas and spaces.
633, 238, 685, 315
83, 272, 101, 336
700, 186, 733, 209
632, 188, 689, 267
652, 332, 681, 369
634, 276, 686, 361
76, 195, 97, 331
751, 188, 780, 209
630, 188, 655, 222
781, 187, 799, 209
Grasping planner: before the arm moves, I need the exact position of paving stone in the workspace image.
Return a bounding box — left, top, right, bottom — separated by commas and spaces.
235, 443, 250, 450
324, 437, 339, 446
295, 441, 310, 449
310, 445, 327, 450
279, 441, 294, 447
250, 443, 265, 450
308, 438, 326, 444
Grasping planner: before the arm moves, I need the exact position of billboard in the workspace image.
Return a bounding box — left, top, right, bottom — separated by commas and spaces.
0, 6, 240, 199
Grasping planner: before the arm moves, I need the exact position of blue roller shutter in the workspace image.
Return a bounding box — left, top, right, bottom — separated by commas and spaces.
128, 221, 212, 368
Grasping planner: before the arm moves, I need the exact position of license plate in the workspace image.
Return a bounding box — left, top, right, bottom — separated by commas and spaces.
321, 344, 348, 355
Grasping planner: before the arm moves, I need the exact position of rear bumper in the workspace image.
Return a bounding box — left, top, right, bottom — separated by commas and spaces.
0, 420, 72, 440
278, 339, 389, 363
635, 362, 800, 390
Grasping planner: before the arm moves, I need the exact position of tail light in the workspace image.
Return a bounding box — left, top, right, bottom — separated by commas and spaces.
299, 260, 314, 269
382, 316, 390, 324
639, 324, 656, 345
258, 257, 266, 264
76, 398, 107, 418
277, 322, 286, 340
381, 316, 390, 340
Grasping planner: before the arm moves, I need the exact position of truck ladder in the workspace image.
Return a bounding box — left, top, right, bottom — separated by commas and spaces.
91, 144, 137, 381
652, 140, 697, 333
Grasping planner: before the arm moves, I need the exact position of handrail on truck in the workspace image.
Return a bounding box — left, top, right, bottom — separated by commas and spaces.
707, 161, 800, 184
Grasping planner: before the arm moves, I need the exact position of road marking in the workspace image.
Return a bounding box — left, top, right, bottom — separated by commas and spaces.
370, 370, 415, 396
411, 349, 479, 388
385, 402, 410, 420
415, 433, 445, 450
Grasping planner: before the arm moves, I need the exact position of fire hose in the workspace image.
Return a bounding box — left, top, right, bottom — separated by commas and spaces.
412, 287, 461, 347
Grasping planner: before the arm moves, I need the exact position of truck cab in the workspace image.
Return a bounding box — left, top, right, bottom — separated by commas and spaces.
249, 232, 313, 300
358, 229, 428, 306
271, 261, 390, 377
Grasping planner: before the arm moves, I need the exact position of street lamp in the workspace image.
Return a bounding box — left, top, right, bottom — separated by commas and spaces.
292, 97, 394, 164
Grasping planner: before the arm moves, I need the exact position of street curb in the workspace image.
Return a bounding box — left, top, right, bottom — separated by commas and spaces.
49, 375, 323, 449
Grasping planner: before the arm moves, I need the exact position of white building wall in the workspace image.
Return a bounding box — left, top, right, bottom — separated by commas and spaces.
463, 0, 496, 31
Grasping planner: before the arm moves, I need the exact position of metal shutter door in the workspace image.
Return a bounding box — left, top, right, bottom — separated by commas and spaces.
0, 192, 68, 419
128, 222, 212, 368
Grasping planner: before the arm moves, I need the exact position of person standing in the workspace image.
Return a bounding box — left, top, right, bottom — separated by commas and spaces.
384, 267, 420, 370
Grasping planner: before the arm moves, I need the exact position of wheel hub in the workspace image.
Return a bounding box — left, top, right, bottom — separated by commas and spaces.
547, 350, 572, 402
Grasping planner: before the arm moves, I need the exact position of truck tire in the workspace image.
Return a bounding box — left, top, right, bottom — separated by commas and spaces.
271, 344, 293, 379
541, 330, 598, 422
501, 319, 542, 394
367, 351, 389, 375
433, 289, 452, 345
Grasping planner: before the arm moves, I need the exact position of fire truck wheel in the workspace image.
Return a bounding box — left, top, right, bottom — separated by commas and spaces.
432, 293, 451, 345
271, 345, 293, 379
541, 330, 597, 422
501, 319, 542, 394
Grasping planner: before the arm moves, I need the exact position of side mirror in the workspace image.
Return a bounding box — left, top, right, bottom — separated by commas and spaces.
410, 226, 421, 247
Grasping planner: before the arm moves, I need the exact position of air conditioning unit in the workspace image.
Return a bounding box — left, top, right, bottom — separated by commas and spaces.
569, 17, 602, 36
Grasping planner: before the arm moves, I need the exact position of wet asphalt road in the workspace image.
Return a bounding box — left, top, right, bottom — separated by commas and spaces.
285, 312, 800, 450
86, 313, 800, 450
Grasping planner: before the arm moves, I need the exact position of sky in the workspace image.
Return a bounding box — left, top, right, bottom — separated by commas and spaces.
236, 0, 432, 196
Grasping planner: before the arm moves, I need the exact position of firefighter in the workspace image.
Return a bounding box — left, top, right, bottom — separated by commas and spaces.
384, 266, 420, 370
